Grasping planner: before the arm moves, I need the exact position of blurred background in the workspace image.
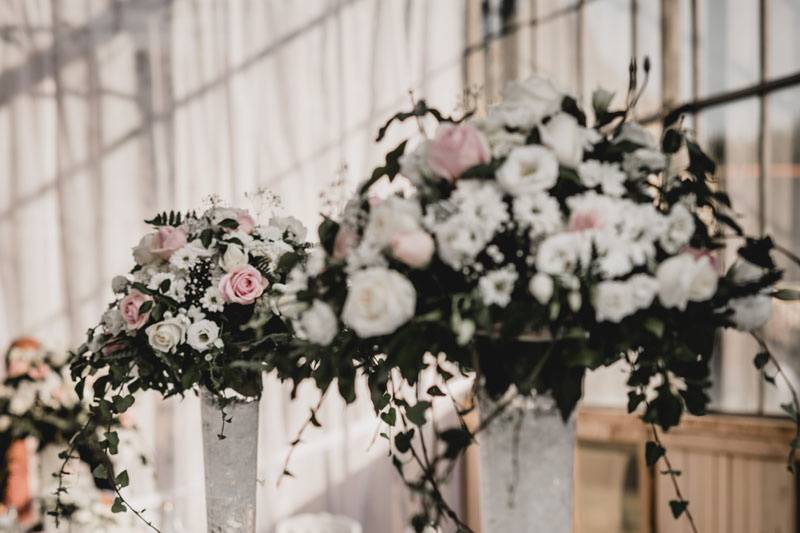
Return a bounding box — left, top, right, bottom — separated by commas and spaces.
0, 0, 798, 531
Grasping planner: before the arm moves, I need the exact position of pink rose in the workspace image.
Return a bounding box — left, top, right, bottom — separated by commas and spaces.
333, 225, 359, 261
120, 290, 152, 330
235, 210, 256, 234
219, 265, 268, 305
683, 246, 719, 269
426, 123, 490, 181
7, 359, 29, 378
390, 230, 435, 269
150, 226, 188, 260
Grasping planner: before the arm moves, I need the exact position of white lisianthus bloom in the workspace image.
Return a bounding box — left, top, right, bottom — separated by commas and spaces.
479, 266, 519, 308
623, 148, 667, 178
529, 272, 554, 304
496, 145, 559, 196
628, 274, 659, 310
729, 295, 772, 331
219, 244, 249, 272
614, 123, 657, 148
299, 300, 339, 346
186, 319, 220, 352
102, 308, 125, 336
578, 160, 627, 197
539, 113, 601, 168
269, 216, 308, 242
146, 315, 190, 353
363, 196, 422, 249
342, 267, 417, 338
595, 281, 637, 322
660, 204, 695, 253
512, 193, 564, 239
536, 233, 590, 275
657, 254, 718, 310
201, 286, 225, 313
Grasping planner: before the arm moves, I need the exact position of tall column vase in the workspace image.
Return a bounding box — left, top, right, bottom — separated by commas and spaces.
200, 389, 259, 533
477, 393, 576, 533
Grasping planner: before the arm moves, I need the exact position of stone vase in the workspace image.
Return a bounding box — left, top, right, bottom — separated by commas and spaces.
200, 389, 259, 533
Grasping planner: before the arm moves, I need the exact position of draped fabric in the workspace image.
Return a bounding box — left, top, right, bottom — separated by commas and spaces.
0, 1, 467, 531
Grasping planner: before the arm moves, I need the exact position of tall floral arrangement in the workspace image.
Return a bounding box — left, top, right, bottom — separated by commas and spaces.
264, 68, 800, 531
64, 204, 310, 527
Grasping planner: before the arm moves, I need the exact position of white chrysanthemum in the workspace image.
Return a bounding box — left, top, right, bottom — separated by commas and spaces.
496, 145, 559, 196
299, 300, 339, 346
342, 267, 417, 338
186, 319, 220, 352
479, 266, 519, 308
595, 281, 637, 323
200, 286, 225, 313
169, 245, 199, 270
536, 233, 591, 276
623, 148, 667, 178
660, 203, 695, 253
512, 193, 563, 239
578, 160, 627, 197
434, 216, 487, 270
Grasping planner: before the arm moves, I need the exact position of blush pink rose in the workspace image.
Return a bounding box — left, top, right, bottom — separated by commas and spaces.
568, 210, 605, 232
219, 265, 268, 305
390, 230, 435, 269
333, 225, 359, 261
426, 123, 490, 181
683, 246, 719, 269
235, 210, 256, 234
150, 226, 188, 260
120, 290, 152, 330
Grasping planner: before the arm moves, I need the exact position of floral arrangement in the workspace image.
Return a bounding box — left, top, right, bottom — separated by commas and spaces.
264, 69, 800, 532
0, 338, 118, 527
64, 204, 310, 526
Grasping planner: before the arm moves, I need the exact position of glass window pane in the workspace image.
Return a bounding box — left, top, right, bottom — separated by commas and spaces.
768, 0, 800, 78
764, 85, 800, 413
582, 0, 632, 101
698, 98, 762, 413
698, 0, 760, 96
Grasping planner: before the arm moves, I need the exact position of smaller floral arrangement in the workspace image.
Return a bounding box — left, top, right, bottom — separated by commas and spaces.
66, 203, 310, 522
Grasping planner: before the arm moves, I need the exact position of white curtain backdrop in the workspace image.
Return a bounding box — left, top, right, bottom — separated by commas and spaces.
0, 1, 467, 531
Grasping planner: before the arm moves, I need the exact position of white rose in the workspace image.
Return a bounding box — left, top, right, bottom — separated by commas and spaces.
363, 196, 422, 249
299, 300, 339, 346
342, 267, 417, 338
529, 273, 554, 304
628, 274, 659, 310
657, 254, 718, 310
729, 295, 772, 331
111, 275, 130, 294
660, 204, 695, 253
496, 145, 559, 196
186, 319, 220, 352
102, 308, 125, 336
132, 233, 158, 265
146, 315, 190, 353
595, 281, 637, 322
269, 216, 308, 242
540, 113, 600, 168
220, 244, 249, 272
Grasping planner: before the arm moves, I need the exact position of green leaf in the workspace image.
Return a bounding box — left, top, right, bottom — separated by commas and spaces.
318, 216, 341, 257
105, 431, 120, 454
753, 352, 770, 370
439, 427, 472, 459
774, 288, 800, 301
669, 500, 688, 519
426, 385, 445, 397
111, 497, 127, 513
380, 408, 397, 427
218, 218, 240, 229
309, 409, 322, 428
115, 470, 130, 488
359, 140, 408, 194
780, 402, 798, 422
627, 392, 645, 414
645, 441, 665, 467
113, 394, 135, 413
405, 401, 431, 426
394, 429, 415, 454
92, 464, 109, 480
138, 300, 153, 314
643, 318, 665, 339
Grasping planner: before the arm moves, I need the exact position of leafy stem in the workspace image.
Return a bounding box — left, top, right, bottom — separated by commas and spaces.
277, 389, 328, 486
649, 423, 699, 533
